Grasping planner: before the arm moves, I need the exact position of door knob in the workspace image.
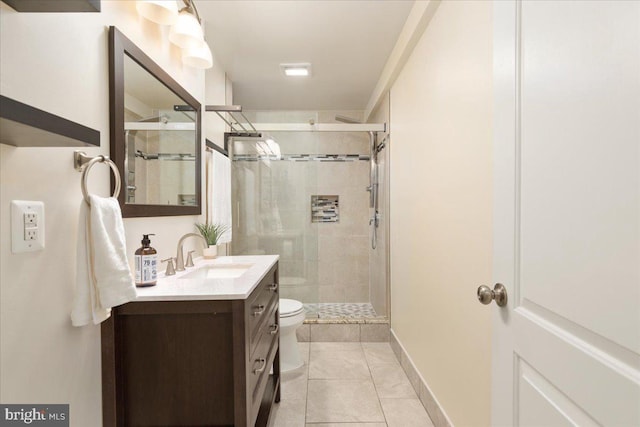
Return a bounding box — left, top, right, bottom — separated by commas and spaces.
477, 283, 507, 307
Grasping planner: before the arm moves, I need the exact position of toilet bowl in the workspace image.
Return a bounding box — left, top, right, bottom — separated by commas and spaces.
279, 298, 305, 372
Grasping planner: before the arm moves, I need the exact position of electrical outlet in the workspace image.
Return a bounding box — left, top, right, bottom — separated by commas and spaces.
11, 200, 45, 253
24, 227, 38, 241
24, 212, 37, 226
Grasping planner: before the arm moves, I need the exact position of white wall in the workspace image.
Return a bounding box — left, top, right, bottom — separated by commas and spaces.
389, 1, 493, 426
0, 2, 227, 425
203, 32, 228, 150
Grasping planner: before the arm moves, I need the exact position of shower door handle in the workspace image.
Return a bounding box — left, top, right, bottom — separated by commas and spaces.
236, 201, 241, 230
369, 212, 381, 227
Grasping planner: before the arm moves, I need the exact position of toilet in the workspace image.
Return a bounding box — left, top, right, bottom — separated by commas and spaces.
278, 298, 305, 372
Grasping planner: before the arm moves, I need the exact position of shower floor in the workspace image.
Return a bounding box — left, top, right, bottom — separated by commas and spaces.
303, 302, 379, 319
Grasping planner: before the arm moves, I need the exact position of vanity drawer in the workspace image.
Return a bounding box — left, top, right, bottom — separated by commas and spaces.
250, 294, 278, 358
248, 305, 279, 411
248, 268, 278, 340
249, 297, 279, 360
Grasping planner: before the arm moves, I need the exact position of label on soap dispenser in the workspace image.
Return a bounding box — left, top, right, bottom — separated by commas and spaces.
135, 254, 157, 285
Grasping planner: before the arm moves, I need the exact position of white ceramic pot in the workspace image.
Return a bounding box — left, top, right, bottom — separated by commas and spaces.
202, 245, 218, 259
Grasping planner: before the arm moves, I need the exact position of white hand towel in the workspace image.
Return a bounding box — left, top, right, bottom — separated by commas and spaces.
71, 196, 137, 327
208, 149, 232, 243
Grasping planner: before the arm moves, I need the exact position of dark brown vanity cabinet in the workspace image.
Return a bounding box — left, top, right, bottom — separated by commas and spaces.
101, 264, 280, 427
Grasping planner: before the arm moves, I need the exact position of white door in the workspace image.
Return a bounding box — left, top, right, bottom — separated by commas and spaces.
492, 1, 640, 425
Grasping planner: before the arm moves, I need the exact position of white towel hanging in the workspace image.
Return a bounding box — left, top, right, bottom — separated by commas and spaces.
71, 195, 136, 327
208, 149, 232, 243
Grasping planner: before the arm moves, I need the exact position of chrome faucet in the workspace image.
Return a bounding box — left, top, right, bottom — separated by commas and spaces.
176, 233, 208, 271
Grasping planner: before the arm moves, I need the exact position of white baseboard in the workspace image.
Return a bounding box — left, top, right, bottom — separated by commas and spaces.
390, 328, 454, 427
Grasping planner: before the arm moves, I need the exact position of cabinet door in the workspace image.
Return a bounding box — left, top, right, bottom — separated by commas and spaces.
103, 301, 236, 426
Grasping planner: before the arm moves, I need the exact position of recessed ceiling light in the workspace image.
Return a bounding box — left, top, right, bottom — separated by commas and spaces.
281, 63, 312, 77
285, 68, 309, 77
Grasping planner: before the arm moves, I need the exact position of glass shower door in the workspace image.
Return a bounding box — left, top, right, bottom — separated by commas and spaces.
230, 137, 320, 318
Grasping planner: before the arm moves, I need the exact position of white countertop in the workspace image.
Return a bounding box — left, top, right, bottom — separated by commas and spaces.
133, 255, 279, 302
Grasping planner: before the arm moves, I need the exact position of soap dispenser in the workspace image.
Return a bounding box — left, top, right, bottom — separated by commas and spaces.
135, 234, 158, 287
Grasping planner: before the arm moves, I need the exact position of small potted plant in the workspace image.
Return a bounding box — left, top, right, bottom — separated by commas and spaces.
195, 222, 230, 259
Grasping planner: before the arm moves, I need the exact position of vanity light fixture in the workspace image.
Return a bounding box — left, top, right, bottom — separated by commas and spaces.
281, 63, 312, 77
136, 0, 213, 69
182, 42, 213, 69
135, 1, 179, 26
168, 3, 204, 49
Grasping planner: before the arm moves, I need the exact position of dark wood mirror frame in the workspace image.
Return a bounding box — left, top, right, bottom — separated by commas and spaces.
109, 26, 202, 217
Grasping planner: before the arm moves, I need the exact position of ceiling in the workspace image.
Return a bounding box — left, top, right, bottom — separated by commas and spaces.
196, 0, 414, 111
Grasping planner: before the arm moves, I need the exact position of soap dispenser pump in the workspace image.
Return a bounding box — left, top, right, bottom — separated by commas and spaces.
135, 234, 158, 287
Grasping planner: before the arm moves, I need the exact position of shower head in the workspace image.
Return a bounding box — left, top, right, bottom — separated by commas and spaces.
334, 114, 361, 124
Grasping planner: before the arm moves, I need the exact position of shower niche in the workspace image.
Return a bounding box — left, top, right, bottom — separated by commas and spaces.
311, 195, 339, 223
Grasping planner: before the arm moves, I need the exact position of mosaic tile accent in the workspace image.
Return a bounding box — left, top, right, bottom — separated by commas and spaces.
304, 302, 379, 319
305, 317, 389, 325
233, 154, 370, 162
311, 195, 339, 223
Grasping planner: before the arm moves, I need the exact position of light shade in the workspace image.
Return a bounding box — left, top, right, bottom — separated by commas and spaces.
169, 9, 204, 49
136, 1, 178, 26
182, 41, 213, 69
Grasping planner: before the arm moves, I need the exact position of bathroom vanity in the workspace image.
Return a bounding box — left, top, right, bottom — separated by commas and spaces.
101, 255, 280, 427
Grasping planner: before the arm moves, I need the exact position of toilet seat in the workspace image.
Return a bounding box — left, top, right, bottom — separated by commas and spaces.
280, 298, 304, 317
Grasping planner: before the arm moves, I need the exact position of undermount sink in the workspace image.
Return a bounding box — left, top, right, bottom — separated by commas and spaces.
180, 263, 254, 280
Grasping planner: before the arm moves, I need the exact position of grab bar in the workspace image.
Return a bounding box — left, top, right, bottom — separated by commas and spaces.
73, 151, 121, 205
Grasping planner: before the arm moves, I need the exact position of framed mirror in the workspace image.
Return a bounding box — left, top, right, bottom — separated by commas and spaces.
109, 26, 201, 217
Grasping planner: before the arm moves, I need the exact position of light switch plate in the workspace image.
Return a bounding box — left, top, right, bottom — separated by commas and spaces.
11, 200, 45, 253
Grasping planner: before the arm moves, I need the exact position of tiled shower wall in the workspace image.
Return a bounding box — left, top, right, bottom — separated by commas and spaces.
316, 158, 370, 303
232, 111, 371, 306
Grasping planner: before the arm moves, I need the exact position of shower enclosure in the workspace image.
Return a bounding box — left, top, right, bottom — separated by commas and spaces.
229, 112, 387, 320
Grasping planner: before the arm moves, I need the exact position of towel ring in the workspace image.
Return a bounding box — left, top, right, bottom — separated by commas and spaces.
74, 151, 122, 205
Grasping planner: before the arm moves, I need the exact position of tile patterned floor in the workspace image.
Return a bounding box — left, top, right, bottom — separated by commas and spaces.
304, 303, 380, 319
270, 342, 434, 427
